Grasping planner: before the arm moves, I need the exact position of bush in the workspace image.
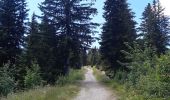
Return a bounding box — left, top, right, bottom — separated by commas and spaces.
0, 63, 15, 96
133, 53, 170, 99
113, 70, 127, 84
24, 62, 42, 89
118, 43, 170, 99
155, 54, 170, 98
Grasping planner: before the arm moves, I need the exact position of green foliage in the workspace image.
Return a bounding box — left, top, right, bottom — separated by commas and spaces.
0, 0, 28, 95
0, 63, 15, 96
0, 0, 28, 65
56, 69, 85, 86
2, 84, 79, 100
96, 42, 170, 99
139, 0, 170, 55
93, 67, 110, 84
24, 62, 42, 89
39, 0, 98, 77
14, 54, 29, 89
27, 13, 40, 66
100, 0, 136, 75
2, 69, 84, 100
119, 42, 170, 99
87, 47, 101, 67
113, 70, 127, 84
33, 15, 59, 84
122, 43, 156, 85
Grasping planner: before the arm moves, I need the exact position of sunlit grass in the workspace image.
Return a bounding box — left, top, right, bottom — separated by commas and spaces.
2, 85, 79, 100
93, 67, 168, 100
2, 68, 85, 100
93, 67, 145, 100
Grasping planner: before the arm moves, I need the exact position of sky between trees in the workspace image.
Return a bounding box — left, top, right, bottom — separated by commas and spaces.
27, 0, 170, 47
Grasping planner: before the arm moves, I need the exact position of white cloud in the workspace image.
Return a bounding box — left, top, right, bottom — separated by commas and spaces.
160, 0, 170, 16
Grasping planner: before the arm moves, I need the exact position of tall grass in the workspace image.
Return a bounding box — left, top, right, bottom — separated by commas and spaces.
93, 65, 170, 100
56, 69, 85, 86
93, 67, 143, 100
1, 69, 85, 100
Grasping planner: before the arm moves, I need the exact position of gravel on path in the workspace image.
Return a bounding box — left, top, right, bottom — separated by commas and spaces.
74, 67, 117, 100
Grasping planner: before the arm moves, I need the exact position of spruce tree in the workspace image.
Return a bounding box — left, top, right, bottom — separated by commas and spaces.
27, 13, 40, 65
87, 47, 100, 67
81, 48, 88, 66
39, 0, 98, 74
40, 15, 59, 83
0, 0, 28, 65
139, 0, 170, 55
27, 13, 63, 84
100, 0, 136, 76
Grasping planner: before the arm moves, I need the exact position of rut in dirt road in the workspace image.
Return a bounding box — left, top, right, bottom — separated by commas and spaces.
74, 67, 117, 100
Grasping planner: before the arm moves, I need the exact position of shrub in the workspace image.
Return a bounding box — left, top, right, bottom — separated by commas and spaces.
120, 43, 170, 99
134, 54, 170, 99
120, 43, 154, 87
24, 61, 42, 89
113, 70, 127, 84
0, 63, 15, 96
155, 54, 170, 98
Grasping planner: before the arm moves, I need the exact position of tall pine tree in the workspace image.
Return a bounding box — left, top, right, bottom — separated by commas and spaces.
27, 13, 40, 65
0, 0, 28, 66
27, 13, 59, 84
87, 47, 100, 67
39, 0, 98, 74
38, 15, 59, 83
139, 0, 170, 55
100, 0, 136, 76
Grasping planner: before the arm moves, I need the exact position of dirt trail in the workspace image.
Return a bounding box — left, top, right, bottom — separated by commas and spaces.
74, 67, 117, 100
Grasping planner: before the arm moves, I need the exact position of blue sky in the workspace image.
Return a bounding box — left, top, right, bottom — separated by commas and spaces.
27, 0, 155, 47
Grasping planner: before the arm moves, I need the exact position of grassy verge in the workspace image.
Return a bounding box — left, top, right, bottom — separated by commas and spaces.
2, 69, 85, 100
93, 67, 145, 100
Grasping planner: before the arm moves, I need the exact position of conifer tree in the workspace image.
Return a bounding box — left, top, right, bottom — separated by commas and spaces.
27, 13, 39, 65
28, 14, 59, 84
0, 0, 28, 65
39, 0, 98, 74
100, 0, 136, 76
87, 47, 100, 67
139, 0, 170, 55
40, 15, 60, 83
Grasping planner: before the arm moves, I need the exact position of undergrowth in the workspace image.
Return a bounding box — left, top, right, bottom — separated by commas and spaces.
93, 67, 170, 100
1, 68, 85, 100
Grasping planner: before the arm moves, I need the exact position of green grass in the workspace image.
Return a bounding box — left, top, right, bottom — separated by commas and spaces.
1, 69, 85, 100
93, 67, 146, 100
93, 68, 169, 100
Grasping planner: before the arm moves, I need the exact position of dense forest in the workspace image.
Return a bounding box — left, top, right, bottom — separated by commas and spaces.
0, 0, 170, 99
0, 0, 97, 96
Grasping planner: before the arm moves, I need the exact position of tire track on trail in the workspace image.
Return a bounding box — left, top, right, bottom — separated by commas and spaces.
74, 67, 117, 100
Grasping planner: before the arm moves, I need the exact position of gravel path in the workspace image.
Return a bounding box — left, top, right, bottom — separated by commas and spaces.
74, 67, 117, 100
